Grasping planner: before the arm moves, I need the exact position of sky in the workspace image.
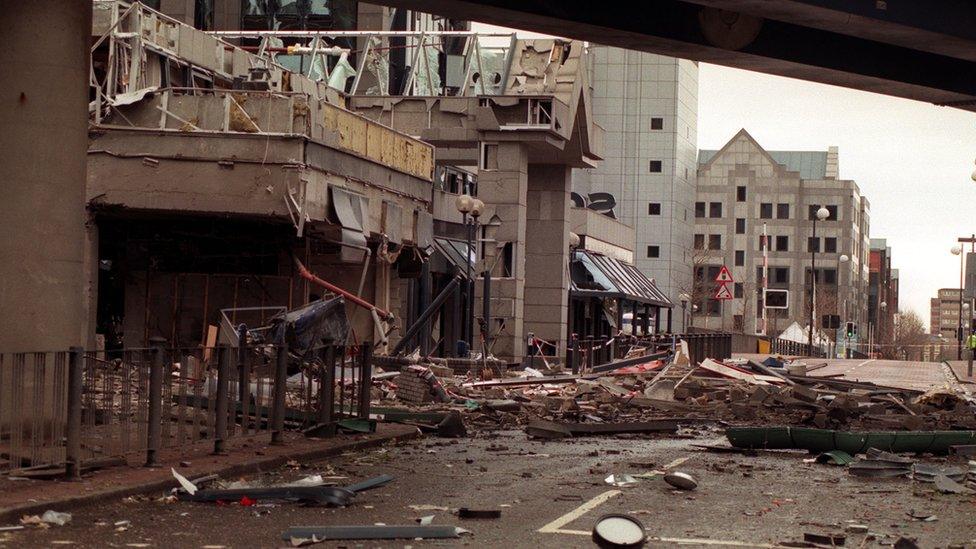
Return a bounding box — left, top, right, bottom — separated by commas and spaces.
697, 64, 976, 327
472, 23, 976, 328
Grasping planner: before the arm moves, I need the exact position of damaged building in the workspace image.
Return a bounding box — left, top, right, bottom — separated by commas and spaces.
82, 2, 677, 366
87, 2, 435, 353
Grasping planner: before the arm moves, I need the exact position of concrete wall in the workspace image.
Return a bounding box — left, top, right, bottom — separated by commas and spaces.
0, 2, 91, 352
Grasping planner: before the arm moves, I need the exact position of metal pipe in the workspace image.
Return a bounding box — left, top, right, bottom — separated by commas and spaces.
211, 30, 515, 38
391, 275, 463, 356
65, 346, 83, 481
294, 256, 392, 321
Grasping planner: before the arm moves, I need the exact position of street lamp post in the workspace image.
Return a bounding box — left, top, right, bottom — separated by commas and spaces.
839, 253, 849, 358
454, 194, 484, 357
952, 244, 964, 360
809, 206, 830, 356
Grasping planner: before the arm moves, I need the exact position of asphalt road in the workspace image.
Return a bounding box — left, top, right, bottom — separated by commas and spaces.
9, 427, 976, 548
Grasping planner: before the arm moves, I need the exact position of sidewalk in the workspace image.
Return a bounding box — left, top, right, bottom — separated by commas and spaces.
945, 360, 976, 385
0, 423, 420, 523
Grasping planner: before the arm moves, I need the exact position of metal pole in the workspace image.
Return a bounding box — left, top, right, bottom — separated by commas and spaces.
237, 324, 250, 429
391, 275, 463, 355
809, 216, 816, 356
145, 338, 165, 467
419, 262, 432, 356
959, 252, 964, 360
761, 222, 768, 336
65, 346, 83, 481
319, 346, 336, 426
214, 345, 230, 454
482, 268, 491, 352
465, 214, 474, 353
271, 339, 288, 445
467, 218, 478, 352
357, 344, 373, 419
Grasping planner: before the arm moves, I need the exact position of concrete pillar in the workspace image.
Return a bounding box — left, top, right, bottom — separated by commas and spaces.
477, 142, 528, 361
523, 164, 572, 356
0, 2, 91, 352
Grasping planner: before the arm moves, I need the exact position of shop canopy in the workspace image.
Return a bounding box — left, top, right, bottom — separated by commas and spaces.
570, 250, 673, 308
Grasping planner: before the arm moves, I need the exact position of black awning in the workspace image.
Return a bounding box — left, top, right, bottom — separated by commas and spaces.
570, 250, 673, 308
431, 237, 474, 279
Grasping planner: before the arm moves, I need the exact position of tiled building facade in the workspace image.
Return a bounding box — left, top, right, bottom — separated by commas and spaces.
574, 46, 699, 304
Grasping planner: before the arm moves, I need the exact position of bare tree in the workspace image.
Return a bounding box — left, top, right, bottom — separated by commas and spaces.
677, 245, 721, 328
889, 310, 928, 360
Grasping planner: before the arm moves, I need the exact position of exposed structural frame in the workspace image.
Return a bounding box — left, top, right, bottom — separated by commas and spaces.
209, 29, 518, 97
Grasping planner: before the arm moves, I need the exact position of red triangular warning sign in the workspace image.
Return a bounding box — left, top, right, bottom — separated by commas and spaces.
715, 265, 734, 283
714, 284, 734, 300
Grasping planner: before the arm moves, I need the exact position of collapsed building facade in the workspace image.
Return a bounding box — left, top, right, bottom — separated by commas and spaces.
88, 2, 434, 353
84, 2, 673, 364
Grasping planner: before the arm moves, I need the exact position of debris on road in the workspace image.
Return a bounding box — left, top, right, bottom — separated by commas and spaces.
281, 525, 469, 542
592, 514, 647, 548
663, 472, 698, 491
20, 511, 72, 528
457, 508, 502, 519
174, 473, 393, 507
814, 450, 854, 466
605, 474, 639, 487
803, 532, 846, 546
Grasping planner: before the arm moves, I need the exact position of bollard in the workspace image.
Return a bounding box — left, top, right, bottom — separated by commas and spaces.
270, 340, 288, 445
65, 346, 83, 481
213, 345, 230, 454
145, 338, 166, 467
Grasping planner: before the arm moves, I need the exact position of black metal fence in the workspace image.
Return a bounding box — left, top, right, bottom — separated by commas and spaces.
0, 342, 372, 478
769, 338, 828, 358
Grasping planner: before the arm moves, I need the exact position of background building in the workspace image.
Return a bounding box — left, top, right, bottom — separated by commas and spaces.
869, 239, 899, 350
692, 129, 871, 338
573, 46, 699, 304
931, 288, 964, 341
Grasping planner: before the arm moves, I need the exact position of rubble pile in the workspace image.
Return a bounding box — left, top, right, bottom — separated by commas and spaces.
369, 342, 976, 442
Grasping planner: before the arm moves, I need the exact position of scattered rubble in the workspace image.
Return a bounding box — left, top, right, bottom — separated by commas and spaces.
367, 343, 976, 445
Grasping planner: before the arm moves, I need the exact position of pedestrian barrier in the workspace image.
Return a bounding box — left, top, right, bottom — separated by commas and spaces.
0, 341, 372, 478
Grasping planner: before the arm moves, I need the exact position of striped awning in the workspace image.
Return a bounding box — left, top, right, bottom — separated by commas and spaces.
570, 250, 673, 307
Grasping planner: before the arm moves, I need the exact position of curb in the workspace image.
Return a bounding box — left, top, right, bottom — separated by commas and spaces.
0, 426, 422, 523
942, 360, 973, 383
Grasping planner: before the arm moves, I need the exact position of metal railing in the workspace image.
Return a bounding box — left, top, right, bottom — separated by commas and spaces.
0, 342, 372, 478
565, 332, 733, 374
769, 338, 829, 358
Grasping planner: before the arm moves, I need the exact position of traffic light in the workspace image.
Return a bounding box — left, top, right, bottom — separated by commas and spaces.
845, 322, 855, 339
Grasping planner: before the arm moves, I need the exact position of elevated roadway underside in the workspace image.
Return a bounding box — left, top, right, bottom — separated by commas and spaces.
376, 0, 976, 111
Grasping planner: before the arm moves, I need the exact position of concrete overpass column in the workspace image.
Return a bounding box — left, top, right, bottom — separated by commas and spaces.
523, 165, 571, 356
0, 1, 91, 352
478, 142, 528, 362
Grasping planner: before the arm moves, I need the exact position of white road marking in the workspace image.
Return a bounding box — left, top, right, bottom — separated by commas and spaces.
537, 489, 621, 533
539, 455, 697, 535
663, 456, 692, 470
